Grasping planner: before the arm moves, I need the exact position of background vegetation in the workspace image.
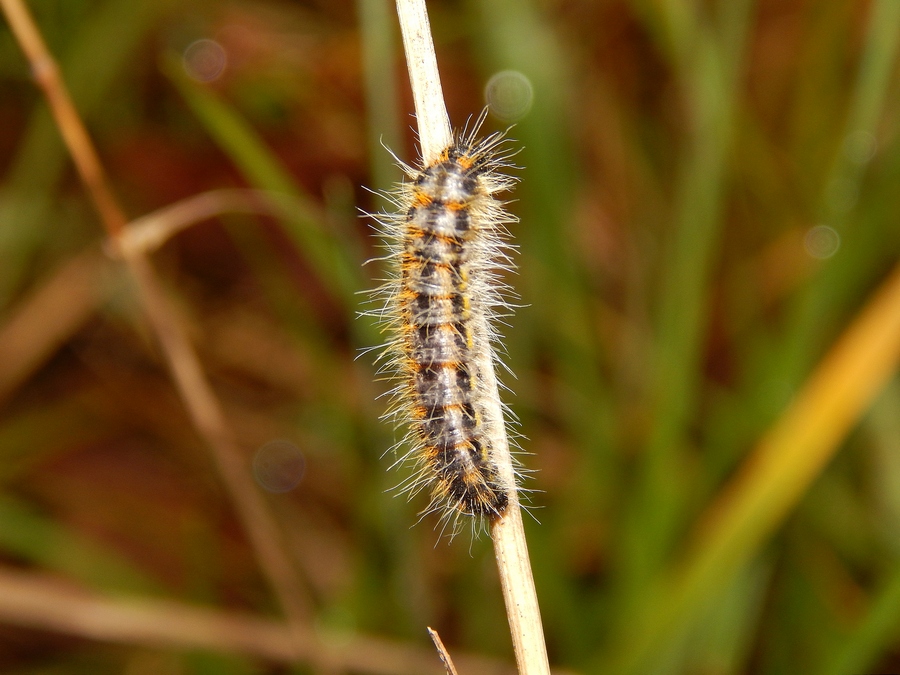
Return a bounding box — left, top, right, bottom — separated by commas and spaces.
2, 0, 900, 673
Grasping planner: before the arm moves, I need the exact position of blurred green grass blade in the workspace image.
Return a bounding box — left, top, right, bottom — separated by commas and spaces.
472, 0, 577, 294
690, 9, 900, 643
820, 0, 900, 223
163, 55, 360, 308
0, 0, 176, 304
619, 0, 753, 607
607, 259, 900, 674
617, 560, 770, 675
469, 0, 619, 649
470, 0, 615, 478
0, 399, 108, 486
182, 651, 262, 675
753, 0, 900, 407
710, 4, 900, 496
616, 0, 899, 656
822, 566, 900, 675
820, 379, 900, 674
356, 0, 402, 194
0, 494, 161, 596
471, 0, 597, 412
164, 54, 302, 197
218, 216, 331, 341
868, 378, 900, 540
682, 560, 771, 675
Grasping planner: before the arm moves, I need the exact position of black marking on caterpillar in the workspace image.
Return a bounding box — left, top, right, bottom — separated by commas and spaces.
366, 112, 520, 533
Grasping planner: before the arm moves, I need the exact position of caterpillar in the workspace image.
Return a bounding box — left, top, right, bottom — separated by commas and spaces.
369, 114, 519, 531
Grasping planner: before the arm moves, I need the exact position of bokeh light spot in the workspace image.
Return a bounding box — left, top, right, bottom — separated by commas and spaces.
253, 440, 306, 493
485, 70, 534, 121
182, 39, 227, 83
804, 225, 840, 260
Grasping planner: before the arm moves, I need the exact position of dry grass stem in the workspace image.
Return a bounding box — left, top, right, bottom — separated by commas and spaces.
0, 0, 126, 235
394, 1, 550, 673
120, 250, 312, 628
0, 248, 107, 404
1, 0, 310, 646
115, 189, 282, 256
428, 627, 460, 675
395, 0, 452, 163
0, 566, 544, 675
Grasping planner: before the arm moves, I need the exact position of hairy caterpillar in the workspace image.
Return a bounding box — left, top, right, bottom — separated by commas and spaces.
369, 114, 519, 530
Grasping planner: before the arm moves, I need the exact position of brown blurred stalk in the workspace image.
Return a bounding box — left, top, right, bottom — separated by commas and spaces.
0, 0, 311, 648
0, 190, 278, 406
0, 565, 537, 675
0, 248, 108, 405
